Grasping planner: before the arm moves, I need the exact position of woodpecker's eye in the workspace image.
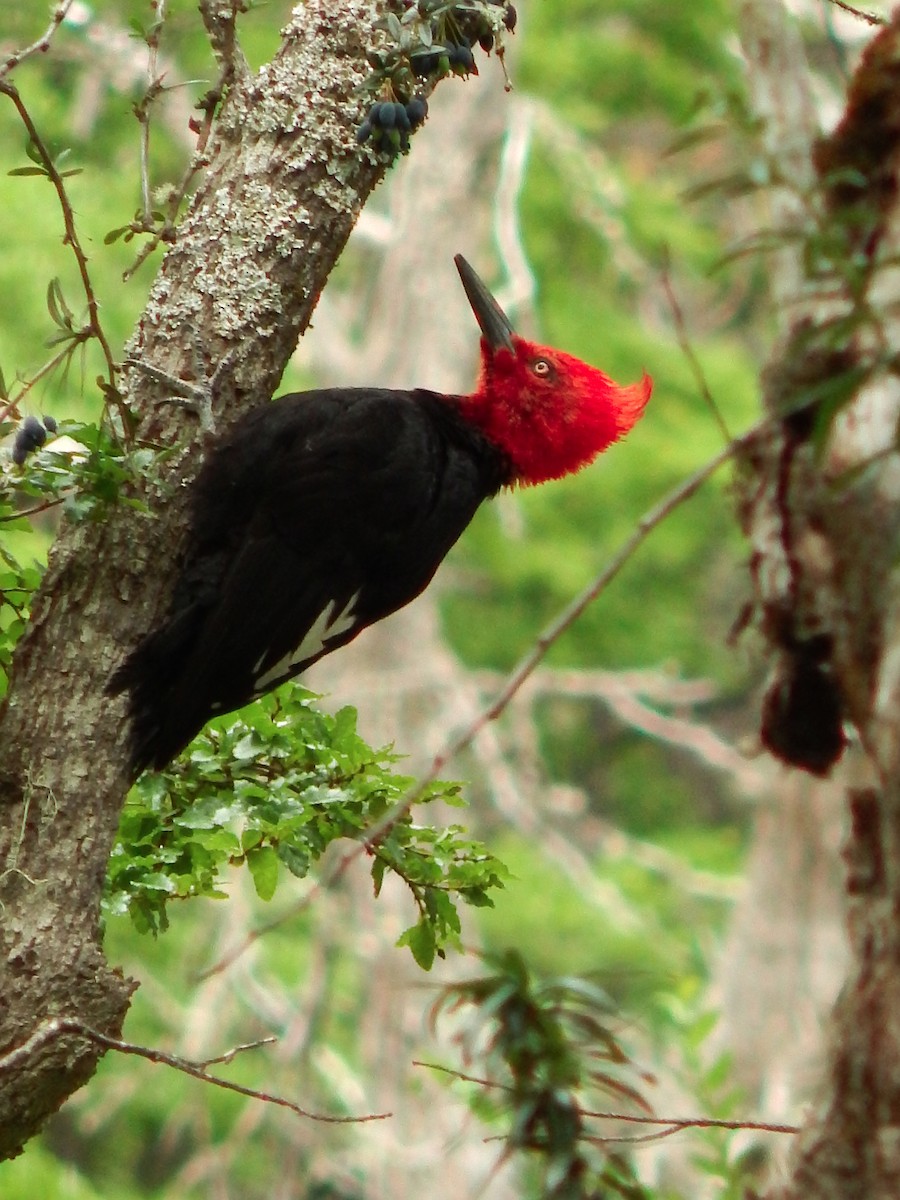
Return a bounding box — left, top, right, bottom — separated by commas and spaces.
532, 358, 552, 377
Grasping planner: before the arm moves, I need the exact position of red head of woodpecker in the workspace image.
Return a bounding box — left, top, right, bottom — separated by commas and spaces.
111, 255, 651, 772
454, 254, 651, 484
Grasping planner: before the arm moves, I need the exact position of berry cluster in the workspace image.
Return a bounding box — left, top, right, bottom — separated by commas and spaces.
357, 96, 429, 157
455, 1, 517, 49
410, 41, 475, 79
11, 414, 57, 465
360, 1, 516, 162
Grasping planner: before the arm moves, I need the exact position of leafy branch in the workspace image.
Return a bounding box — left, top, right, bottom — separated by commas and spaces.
428, 950, 650, 1199
110, 687, 508, 968
420, 952, 798, 1196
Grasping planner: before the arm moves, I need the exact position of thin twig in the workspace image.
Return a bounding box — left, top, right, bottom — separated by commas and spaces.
0, 334, 96, 426
194, 1035, 276, 1067
0, 2, 75, 80
394, 420, 767, 806
123, 3, 243, 281
0, 497, 65, 524
661, 264, 732, 444
415, 1061, 797, 1138
137, 0, 168, 223
414, 1060, 510, 1091
578, 1108, 798, 1135
0, 1017, 390, 1124
824, 0, 886, 25
0, 82, 121, 418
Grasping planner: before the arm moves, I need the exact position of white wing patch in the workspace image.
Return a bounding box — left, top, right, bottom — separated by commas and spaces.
252, 592, 360, 693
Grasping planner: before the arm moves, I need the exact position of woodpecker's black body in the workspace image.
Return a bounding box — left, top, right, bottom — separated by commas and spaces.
114, 386, 511, 771
112, 255, 650, 772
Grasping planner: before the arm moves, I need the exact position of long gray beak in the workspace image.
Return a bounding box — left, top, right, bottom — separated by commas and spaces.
454, 254, 516, 354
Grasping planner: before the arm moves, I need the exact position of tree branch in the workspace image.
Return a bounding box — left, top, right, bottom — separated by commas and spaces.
0, 1019, 390, 1124
0, 2, 75, 79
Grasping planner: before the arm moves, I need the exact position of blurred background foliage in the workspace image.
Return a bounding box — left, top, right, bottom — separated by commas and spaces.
0, 0, 873, 1196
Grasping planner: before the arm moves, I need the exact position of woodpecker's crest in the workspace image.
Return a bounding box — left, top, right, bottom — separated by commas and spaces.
454, 255, 651, 484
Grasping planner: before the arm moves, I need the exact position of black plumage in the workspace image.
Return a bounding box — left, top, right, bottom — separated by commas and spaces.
111, 387, 511, 771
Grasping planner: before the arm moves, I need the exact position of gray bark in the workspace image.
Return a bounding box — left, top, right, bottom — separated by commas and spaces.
735, 6, 900, 1197
0, 0, 392, 1158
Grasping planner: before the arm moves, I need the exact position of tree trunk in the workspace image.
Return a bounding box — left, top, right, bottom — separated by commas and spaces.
735, 7, 900, 1196
0, 0, 391, 1158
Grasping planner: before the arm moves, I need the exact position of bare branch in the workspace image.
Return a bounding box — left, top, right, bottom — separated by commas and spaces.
407, 420, 767, 800
0, 339, 91, 424
0, 498, 65, 525
137, 0, 168, 223
661, 263, 732, 443
824, 0, 886, 26
0, 2, 75, 80
0, 1018, 390, 1124
414, 1061, 798, 1136
578, 1109, 798, 1136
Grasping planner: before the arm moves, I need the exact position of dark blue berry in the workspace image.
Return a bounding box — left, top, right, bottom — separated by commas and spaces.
448, 43, 475, 73
42, 415, 58, 434
405, 97, 428, 129
411, 50, 440, 78
21, 416, 47, 450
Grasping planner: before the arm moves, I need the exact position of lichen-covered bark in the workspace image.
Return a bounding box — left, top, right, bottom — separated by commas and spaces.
736, 9, 900, 1198
0, 0, 391, 1158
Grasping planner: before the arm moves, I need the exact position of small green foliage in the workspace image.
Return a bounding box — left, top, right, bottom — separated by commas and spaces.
8, 138, 82, 182
2, 418, 149, 520
0, 420, 153, 692
0, 542, 41, 699
431, 949, 650, 1199
106, 687, 508, 962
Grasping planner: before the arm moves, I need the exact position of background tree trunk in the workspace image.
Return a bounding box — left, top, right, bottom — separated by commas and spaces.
733, 6, 900, 1197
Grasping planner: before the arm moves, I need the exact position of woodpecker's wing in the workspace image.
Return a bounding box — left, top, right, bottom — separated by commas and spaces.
116, 388, 508, 770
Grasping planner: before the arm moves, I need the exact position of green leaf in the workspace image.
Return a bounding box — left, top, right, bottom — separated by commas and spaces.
276, 842, 310, 878
397, 919, 436, 970
247, 845, 279, 901
241, 828, 263, 852
46, 278, 75, 331
371, 853, 387, 897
